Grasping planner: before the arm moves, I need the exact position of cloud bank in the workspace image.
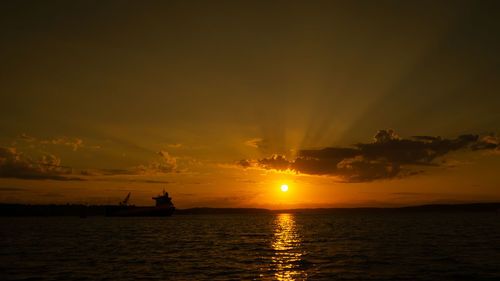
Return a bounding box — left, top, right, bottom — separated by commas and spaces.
238, 129, 498, 183
0, 147, 84, 181
4, 131, 181, 183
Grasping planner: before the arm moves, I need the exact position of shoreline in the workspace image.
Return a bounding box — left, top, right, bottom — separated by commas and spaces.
1, 202, 499, 216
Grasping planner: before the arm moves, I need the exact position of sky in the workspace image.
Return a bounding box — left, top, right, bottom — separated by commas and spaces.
1, 0, 500, 209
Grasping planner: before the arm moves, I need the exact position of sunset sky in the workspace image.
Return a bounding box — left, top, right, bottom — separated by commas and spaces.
1, 0, 500, 208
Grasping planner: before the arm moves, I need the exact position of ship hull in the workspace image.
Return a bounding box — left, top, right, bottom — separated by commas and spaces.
105, 206, 175, 217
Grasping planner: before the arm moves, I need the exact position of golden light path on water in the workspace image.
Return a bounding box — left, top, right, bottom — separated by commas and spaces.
271, 214, 307, 280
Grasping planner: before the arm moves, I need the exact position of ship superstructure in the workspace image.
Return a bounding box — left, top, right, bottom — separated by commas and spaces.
153, 189, 174, 207
106, 189, 175, 216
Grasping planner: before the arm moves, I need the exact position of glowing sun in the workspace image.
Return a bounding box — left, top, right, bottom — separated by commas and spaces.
281, 184, 288, 192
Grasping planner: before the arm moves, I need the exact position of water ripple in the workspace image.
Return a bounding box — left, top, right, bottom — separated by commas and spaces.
1, 213, 500, 280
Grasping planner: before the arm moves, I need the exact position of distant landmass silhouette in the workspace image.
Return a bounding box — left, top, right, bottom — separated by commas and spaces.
1, 203, 499, 216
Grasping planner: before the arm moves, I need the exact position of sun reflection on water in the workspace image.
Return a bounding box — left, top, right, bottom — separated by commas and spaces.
271, 213, 306, 280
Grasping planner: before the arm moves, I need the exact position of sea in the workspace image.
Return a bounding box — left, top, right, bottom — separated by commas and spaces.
1, 212, 500, 280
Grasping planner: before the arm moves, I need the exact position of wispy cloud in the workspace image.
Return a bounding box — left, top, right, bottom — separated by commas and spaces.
136, 150, 177, 175
167, 143, 182, 148
80, 150, 179, 180
18, 133, 36, 142
17, 133, 100, 151
244, 138, 264, 148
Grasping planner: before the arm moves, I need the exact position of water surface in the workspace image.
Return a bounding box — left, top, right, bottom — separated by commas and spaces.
1, 212, 500, 280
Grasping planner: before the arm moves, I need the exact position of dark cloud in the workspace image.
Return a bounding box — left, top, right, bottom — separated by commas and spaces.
0, 187, 26, 191
258, 155, 290, 171
0, 147, 85, 181
373, 128, 401, 143
99, 169, 137, 176
90, 177, 171, 184
137, 179, 171, 184
241, 129, 491, 183
237, 159, 252, 168
471, 134, 500, 152
355, 131, 478, 166
81, 168, 144, 177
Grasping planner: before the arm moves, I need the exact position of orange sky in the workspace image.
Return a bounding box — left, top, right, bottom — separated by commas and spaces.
1, 1, 500, 208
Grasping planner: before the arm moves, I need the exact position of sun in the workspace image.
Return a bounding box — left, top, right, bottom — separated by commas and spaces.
281, 184, 288, 192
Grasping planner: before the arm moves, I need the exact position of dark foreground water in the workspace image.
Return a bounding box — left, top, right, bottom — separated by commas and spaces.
1, 212, 500, 280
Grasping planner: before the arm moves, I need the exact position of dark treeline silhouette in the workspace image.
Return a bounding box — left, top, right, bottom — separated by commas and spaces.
1, 203, 499, 217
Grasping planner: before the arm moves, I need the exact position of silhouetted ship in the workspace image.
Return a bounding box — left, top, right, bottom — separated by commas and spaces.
105, 190, 175, 217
